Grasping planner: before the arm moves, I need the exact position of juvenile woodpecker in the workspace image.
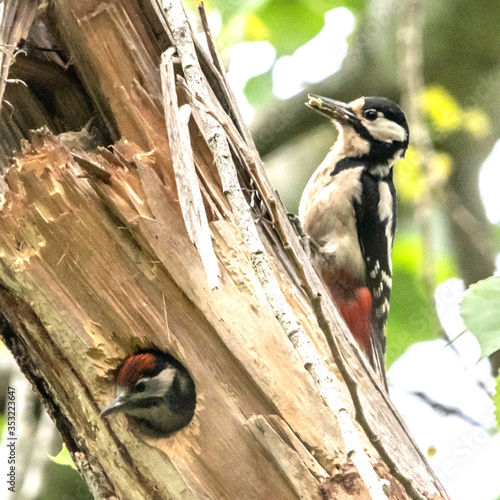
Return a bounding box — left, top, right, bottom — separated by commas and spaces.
299, 95, 409, 385
100, 351, 196, 436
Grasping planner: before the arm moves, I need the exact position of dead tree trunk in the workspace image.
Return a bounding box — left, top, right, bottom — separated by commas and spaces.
0, 1, 448, 499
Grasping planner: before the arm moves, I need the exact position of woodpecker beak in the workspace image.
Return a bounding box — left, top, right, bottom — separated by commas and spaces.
307, 94, 357, 123
100, 394, 130, 418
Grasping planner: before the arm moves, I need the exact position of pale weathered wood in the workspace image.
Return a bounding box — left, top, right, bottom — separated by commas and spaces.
164, 1, 388, 496
0, 130, 341, 499
160, 47, 219, 289
0, 1, 449, 499
0, 0, 37, 106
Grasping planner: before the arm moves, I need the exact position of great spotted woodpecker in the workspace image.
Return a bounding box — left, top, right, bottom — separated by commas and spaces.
100, 351, 196, 436
299, 95, 409, 386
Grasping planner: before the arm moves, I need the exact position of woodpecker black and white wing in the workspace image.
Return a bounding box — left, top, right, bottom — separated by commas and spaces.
353, 170, 396, 386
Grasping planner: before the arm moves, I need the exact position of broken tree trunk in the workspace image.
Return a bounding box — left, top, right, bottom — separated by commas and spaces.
0, 1, 448, 499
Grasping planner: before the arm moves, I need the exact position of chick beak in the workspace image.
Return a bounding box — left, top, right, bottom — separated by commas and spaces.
100, 395, 128, 418
307, 94, 357, 123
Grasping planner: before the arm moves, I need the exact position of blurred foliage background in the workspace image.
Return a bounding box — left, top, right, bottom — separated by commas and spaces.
188, 0, 500, 497
2, 0, 500, 498
185, 0, 500, 371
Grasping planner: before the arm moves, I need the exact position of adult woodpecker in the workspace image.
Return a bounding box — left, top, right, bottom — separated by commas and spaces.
299, 95, 409, 386
101, 351, 196, 436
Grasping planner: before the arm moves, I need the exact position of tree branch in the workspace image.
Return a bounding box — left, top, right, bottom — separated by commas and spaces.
0, 1, 450, 498
164, 1, 388, 495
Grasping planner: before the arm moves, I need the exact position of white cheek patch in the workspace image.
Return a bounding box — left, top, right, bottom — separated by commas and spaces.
157, 367, 176, 388
139, 367, 177, 399
363, 117, 407, 143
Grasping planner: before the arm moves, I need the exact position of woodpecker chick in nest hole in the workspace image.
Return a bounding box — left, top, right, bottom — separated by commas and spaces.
101, 351, 196, 436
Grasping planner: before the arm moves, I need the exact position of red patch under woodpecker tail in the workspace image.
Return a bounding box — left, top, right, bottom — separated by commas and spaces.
335, 287, 373, 354
319, 268, 373, 353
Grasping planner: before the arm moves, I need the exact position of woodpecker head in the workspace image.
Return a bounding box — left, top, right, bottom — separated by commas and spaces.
101, 351, 196, 436
307, 95, 409, 168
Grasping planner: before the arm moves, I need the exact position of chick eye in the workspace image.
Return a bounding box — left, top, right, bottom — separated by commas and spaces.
135, 381, 147, 393
364, 109, 378, 121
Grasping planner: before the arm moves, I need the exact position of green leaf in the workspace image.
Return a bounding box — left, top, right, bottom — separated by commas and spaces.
212, 0, 267, 21
49, 443, 77, 470
495, 373, 500, 431
435, 252, 456, 283
244, 69, 274, 107
386, 234, 437, 367
421, 85, 491, 139
183, 0, 265, 22
460, 276, 500, 360
254, 0, 325, 56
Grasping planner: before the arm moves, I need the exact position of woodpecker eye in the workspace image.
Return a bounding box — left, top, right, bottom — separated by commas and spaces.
364, 109, 378, 121
135, 381, 147, 393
